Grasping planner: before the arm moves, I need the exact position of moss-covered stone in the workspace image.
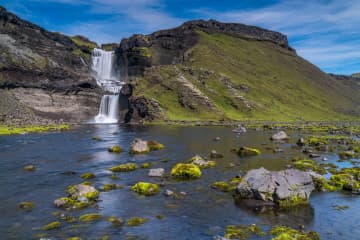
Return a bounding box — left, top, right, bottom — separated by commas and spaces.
42, 221, 61, 230
292, 159, 326, 175
80, 172, 95, 179
339, 151, 356, 159
277, 195, 309, 208
79, 213, 102, 222
18, 201, 34, 211
189, 155, 216, 168
0, 124, 70, 135
66, 237, 81, 240
270, 225, 320, 240
109, 163, 138, 172
224, 224, 265, 239
108, 145, 123, 153
107, 216, 125, 227
170, 163, 202, 180
131, 182, 160, 196
23, 165, 36, 171
147, 140, 165, 151
127, 217, 148, 227
237, 147, 261, 157
141, 163, 151, 169
102, 183, 121, 192
211, 181, 233, 192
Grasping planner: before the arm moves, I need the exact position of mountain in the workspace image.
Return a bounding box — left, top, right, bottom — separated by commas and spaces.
116, 20, 360, 123
0, 6, 359, 125
0, 6, 101, 124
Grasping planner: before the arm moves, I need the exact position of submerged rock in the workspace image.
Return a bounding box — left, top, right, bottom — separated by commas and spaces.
148, 168, 165, 177
80, 172, 95, 179
236, 167, 314, 207
131, 182, 160, 196
271, 131, 289, 141
224, 224, 265, 239
107, 216, 125, 227
127, 217, 148, 227
42, 221, 61, 230
232, 126, 247, 133
190, 155, 216, 168
79, 213, 102, 222
67, 184, 99, 200
18, 201, 34, 211
170, 163, 202, 180
270, 225, 320, 240
108, 145, 123, 153
237, 147, 261, 157
210, 150, 223, 158
23, 165, 36, 171
109, 163, 138, 172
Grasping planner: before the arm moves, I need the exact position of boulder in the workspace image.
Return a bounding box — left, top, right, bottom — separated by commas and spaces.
130, 138, 150, 154
210, 150, 223, 158
271, 131, 289, 141
148, 168, 165, 177
232, 126, 247, 133
236, 167, 314, 207
190, 155, 216, 168
67, 183, 99, 200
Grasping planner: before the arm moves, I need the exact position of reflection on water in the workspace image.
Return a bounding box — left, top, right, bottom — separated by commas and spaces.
0, 125, 359, 239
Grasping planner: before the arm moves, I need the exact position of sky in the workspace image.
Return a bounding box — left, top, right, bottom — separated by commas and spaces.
1, 0, 359, 75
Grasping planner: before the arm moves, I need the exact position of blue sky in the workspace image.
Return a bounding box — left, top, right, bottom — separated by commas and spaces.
1, 0, 359, 74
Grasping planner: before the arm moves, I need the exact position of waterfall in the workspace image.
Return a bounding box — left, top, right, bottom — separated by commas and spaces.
91, 48, 123, 124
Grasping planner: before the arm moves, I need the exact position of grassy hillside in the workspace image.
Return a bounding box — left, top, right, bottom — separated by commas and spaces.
352, 73, 360, 78
132, 30, 360, 122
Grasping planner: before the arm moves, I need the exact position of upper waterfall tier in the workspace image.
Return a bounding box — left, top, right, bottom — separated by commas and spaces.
91, 48, 123, 93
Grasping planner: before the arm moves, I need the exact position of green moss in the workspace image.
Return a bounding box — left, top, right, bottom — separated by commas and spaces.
329, 173, 360, 191
79, 213, 102, 222
141, 163, 151, 169
170, 163, 202, 180
42, 221, 61, 230
107, 216, 124, 227
133, 47, 151, 58
80, 172, 95, 179
211, 181, 233, 192
66, 237, 81, 240
277, 195, 309, 208
108, 145, 123, 153
292, 159, 326, 174
71, 35, 97, 49
109, 163, 138, 172
270, 226, 320, 240
18, 201, 34, 211
83, 191, 99, 201
127, 217, 148, 227
189, 155, 216, 168
102, 183, 119, 192
224, 224, 265, 239
237, 147, 261, 157
0, 124, 70, 135
147, 140, 165, 151
23, 165, 36, 171
131, 182, 160, 196
339, 151, 356, 159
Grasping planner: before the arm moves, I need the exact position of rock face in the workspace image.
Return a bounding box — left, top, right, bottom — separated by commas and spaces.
237, 167, 314, 207
0, 6, 101, 124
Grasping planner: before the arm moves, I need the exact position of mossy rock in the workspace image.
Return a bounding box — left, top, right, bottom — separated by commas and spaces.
224, 224, 265, 239
127, 217, 148, 227
18, 201, 34, 211
66, 237, 81, 240
131, 182, 160, 196
270, 225, 320, 240
277, 195, 309, 208
102, 183, 120, 192
108, 145, 123, 153
237, 147, 261, 157
211, 181, 233, 192
189, 155, 216, 168
79, 213, 102, 222
80, 172, 95, 179
170, 163, 202, 180
23, 165, 36, 171
109, 163, 138, 172
141, 163, 151, 169
107, 216, 125, 227
339, 151, 356, 159
328, 173, 360, 191
292, 159, 326, 175
147, 140, 165, 151
42, 221, 61, 230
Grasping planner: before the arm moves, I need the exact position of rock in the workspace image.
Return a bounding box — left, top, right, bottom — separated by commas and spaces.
131, 182, 160, 196
270, 225, 320, 240
23, 165, 36, 171
127, 217, 148, 227
170, 163, 202, 180
236, 167, 315, 207
109, 163, 138, 172
271, 131, 289, 141
18, 201, 34, 211
297, 137, 305, 146
80, 172, 95, 179
164, 189, 174, 197
130, 138, 150, 154
273, 147, 284, 153
147, 140, 165, 151
214, 136, 221, 141
67, 183, 99, 200
309, 153, 320, 158
302, 147, 313, 154
210, 150, 223, 158
79, 213, 102, 222
237, 147, 261, 157
107, 216, 125, 227
42, 221, 61, 230
189, 155, 216, 168
322, 157, 328, 161
54, 198, 68, 208
232, 126, 247, 133
148, 168, 165, 177
108, 145, 123, 153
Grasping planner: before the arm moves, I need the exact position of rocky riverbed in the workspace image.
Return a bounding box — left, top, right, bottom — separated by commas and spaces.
0, 124, 360, 239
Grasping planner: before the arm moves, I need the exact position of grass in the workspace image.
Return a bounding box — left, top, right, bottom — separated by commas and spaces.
0, 124, 69, 135
132, 30, 360, 122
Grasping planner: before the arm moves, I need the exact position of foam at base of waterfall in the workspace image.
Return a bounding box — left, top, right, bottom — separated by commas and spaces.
93, 94, 119, 124
94, 114, 118, 124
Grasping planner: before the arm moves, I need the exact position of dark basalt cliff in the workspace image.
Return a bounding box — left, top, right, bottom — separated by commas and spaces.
116, 19, 292, 80
0, 6, 101, 124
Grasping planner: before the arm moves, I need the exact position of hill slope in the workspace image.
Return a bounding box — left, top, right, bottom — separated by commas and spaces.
116, 20, 360, 123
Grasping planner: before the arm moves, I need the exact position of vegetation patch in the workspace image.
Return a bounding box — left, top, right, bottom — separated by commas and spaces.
109, 163, 138, 172
127, 217, 148, 227
270, 225, 320, 240
170, 163, 202, 180
108, 145, 123, 153
0, 124, 69, 135
42, 221, 61, 230
80, 172, 95, 179
18, 201, 34, 211
79, 213, 102, 222
131, 182, 160, 196
224, 224, 265, 239
292, 159, 326, 174
237, 147, 261, 157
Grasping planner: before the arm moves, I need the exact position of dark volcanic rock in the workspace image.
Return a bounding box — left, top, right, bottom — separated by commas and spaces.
116, 19, 292, 80
125, 96, 163, 123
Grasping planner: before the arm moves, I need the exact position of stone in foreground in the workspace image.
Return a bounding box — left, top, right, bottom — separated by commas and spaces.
236, 167, 314, 207
148, 168, 165, 177
271, 131, 289, 141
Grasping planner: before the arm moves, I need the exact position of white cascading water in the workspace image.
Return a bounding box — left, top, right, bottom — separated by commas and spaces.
91, 48, 123, 124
